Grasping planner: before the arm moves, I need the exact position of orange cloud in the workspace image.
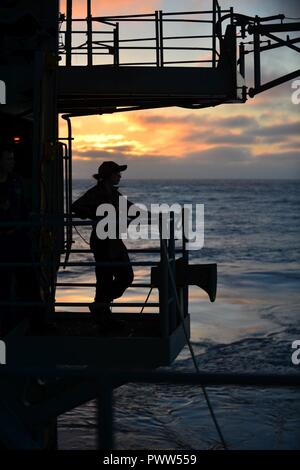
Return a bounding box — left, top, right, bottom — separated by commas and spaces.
60, 0, 161, 17
59, 101, 300, 165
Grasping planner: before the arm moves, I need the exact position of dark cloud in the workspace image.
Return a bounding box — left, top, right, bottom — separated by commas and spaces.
254, 121, 300, 137
141, 112, 259, 147
141, 115, 179, 124
206, 133, 256, 145
140, 112, 298, 150
181, 148, 300, 179
217, 115, 257, 128
249, 151, 300, 178
185, 146, 251, 163
257, 150, 299, 162
140, 113, 202, 126
281, 141, 300, 150
141, 113, 257, 130
73, 145, 299, 180
256, 135, 290, 144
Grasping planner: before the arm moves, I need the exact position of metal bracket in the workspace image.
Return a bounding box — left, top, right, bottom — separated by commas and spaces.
151, 257, 217, 302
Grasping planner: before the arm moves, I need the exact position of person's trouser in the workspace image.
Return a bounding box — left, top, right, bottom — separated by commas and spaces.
0, 232, 43, 336
90, 233, 134, 304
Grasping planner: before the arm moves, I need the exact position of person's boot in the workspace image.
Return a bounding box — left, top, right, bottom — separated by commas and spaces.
89, 302, 126, 330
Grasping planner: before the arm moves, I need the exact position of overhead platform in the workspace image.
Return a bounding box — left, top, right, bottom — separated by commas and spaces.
58, 64, 245, 113
0, 3, 247, 116
55, 6, 246, 114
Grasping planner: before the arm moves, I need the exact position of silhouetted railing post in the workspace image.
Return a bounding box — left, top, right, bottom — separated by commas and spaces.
182, 207, 189, 318
87, 0, 93, 66
230, 6, 234, 25
66, 0, 72, 66
212, 0, 217, 68
239, 42, 245, 77
159, 213, 169, 337
254, 16, 261, 90
155, 11, 160, 67
168, 212, 177, 331
62, 115, 73, 254
159, 10, 164, 67
114, 23, 120, 66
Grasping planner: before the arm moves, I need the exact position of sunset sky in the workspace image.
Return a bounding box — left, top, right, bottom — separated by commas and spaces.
59, 0, 300, 179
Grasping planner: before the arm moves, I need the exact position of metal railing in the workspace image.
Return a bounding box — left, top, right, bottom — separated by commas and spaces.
58, 0, 229, 68
0, 210, 189, 338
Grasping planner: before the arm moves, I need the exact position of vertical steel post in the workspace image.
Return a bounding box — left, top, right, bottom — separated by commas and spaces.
155, 11, 160, 67
239, 42, 245, 77
113, 23, 120, 66
159, 213, 169, 337
182, 207, 189, 318
212, 0, 217, 68
66, 0, 72, 66
62, 115, 73, 256
67, 117, 73, 251
87, 0, 93, 66
97, 382, 114, 450
254, 18, 261, 90
66, 117, 73, 216
159, 10, 164, 67
216, 0, 221, 22
168, 212, 176, 331
230, 6, 234, 25
62, 143, 69, 247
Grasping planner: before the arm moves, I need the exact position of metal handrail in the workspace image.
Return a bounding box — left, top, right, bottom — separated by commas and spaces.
59, 2, 231, 68
0, 301, 159, 308
56, 282, 152, 287
0, 210, 187, 335
0, 261, 161, 267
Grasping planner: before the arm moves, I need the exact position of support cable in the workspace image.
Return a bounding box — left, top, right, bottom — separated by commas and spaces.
73, 223, 89, 246
161, 239, 228, 450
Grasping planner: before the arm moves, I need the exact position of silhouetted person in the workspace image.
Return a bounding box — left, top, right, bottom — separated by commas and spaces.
71, 161, 134, 328
0, 145, 42, 336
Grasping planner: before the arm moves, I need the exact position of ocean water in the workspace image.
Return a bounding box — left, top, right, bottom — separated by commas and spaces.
57, 179, 300, 450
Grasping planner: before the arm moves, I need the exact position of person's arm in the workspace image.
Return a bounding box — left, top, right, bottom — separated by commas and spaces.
71, 187, 99, 220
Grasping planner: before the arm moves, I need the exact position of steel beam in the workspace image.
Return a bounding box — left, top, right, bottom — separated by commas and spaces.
248, 22, 300, 35
249, 68, 300, 97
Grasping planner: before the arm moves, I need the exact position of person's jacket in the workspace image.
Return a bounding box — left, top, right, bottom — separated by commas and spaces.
71, 183, 134, 221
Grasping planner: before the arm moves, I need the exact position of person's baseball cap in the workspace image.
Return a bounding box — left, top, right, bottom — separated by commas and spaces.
93, 161, 127, 179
